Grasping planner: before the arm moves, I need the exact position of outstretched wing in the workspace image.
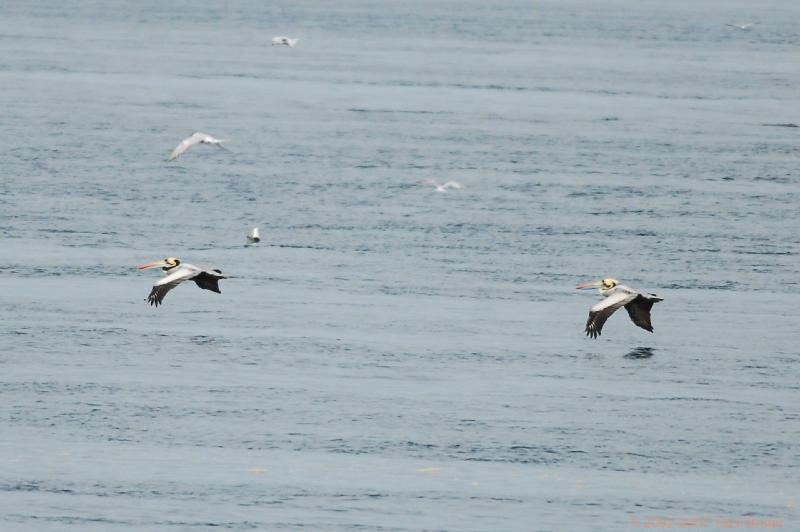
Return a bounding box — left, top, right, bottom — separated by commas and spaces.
147, 282, 179, 307
193, 270, 225, 294
624, 295, 660, 333
168, 132, 204, 161
146, 266, 200, 307
585, 291, 637, 338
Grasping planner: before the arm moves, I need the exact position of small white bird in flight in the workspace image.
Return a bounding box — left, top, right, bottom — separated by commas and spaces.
272, 36, 300, 47
417, 179, 464, 193
168, 132, 228, 161
247, 227, 261, 244
726, 23, 756, 30
576, 278, 663, 338
138, 257, 227, 307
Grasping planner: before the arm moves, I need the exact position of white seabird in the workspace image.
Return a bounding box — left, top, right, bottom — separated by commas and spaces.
247, 227, 261, 244
726, 23, 756, 30
417, 179, 464, 192
168, 132, 228, 161
272, 36, 300, 47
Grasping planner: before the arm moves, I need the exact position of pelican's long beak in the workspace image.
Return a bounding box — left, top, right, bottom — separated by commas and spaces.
138, 260, 167, 270
576, 280, 602, 290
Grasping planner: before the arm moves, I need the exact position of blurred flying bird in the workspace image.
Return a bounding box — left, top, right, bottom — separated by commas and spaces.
726, 23, 755, 30
272, 36, 300, 47
138, 257, 227, 307
576, 278, 663, 338
418, 179, 464, 192
247, 227, 261, 244
168, 132, 228, 161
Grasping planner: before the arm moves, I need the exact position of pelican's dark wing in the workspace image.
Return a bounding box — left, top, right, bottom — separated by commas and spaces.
624, 295, 662, 333
585, 291, 637, 338
146, 266, 200, 307
193, 270, 225, 294
147, 282, 180, 307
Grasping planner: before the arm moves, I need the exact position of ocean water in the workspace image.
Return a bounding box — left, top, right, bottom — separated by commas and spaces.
1, 0, 798, 530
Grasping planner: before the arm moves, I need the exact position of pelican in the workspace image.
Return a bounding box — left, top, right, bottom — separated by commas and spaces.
137, 257, 227, 307
168, 132, 228, 161
247, 226, 261, 244
576, 278, 663, 338
726, 23, 755, 30
417, 179, 464, 192
272, 36, 299, 47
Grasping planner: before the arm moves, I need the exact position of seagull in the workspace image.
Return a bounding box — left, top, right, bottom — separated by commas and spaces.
168, 132, 228, 161
247, 227, 261, 244
576, 278, 663, 338
272, 36, 299, 47
726, 23, 755, 30
417, 179, 464, 192
138, 257, 227, 307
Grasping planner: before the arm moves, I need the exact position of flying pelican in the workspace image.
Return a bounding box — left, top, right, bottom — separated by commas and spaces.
576, 278, 663, 338
247, 227, 261, 244
272, 36, 299, 47
168, 132, 228, 161
417, 179, 464, 192
726, 23, 755, 30
138, 257, 227, 307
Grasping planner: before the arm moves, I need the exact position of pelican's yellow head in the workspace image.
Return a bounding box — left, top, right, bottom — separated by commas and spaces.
601, 278, 618, 289
138, 257, 181, 271
576, 277, 618, 293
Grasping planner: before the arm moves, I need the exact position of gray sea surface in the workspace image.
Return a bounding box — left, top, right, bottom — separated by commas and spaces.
1, 0, 798, 530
